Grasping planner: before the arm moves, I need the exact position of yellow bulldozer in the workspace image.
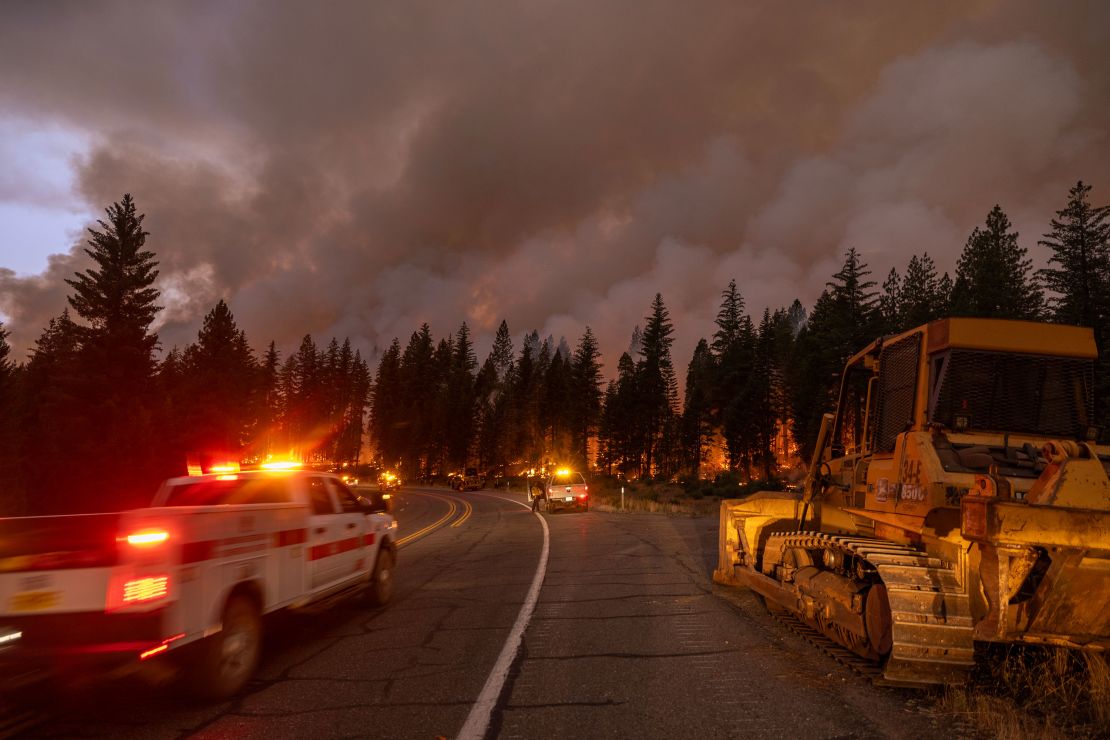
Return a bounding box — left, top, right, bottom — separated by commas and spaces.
714, 317, 1110, 686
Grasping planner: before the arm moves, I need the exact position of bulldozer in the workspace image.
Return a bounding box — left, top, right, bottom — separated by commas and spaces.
714, 317, 1110, 686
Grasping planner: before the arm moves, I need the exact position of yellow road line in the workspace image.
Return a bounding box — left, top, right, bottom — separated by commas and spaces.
396, 493, 457, 548
451, 497, 473, 528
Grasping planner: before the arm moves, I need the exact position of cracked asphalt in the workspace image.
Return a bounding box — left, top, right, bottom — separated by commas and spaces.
24, 488, 956, 739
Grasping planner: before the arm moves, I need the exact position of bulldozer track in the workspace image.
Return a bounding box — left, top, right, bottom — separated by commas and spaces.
778, 531, 976, 687
769, 608, 886, 681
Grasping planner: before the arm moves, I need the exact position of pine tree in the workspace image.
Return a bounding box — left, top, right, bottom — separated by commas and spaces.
371, 339, 403, 468
20, 311, 84, 512
399, 325, 435, 477
569, 327, 603, 470
61, 194, 163, 510
179, 300, 258, 457
900, 253, 944, 328
711, 280, 756, 472
511, 331, 545, 469
490, 320, 513, 380
879, 268, 902, 334
628, 326, 643, 357
0, 322, 10, 385
0, 323, 12, 422
1038, 181, 1110, 435
339, 349, 371, 466
277, 354, 299, 454
828, 247, 880, 347
789, 249, 879, 458
638, 293, 678, 477
0, 323, 21, 514
950, 205, 1043, 319
604, 352, 641, 476
786, 299, 807, 336
428, 336, 455, 474
937, 273, 953, 311
542, 349, 572, 463
289, 334, 322, 461
259, 342, 282, 458
475, 321, 514, 473
711, 280, 745, 356
745, 308, 798, 480
681, 339, 715, 478
65, 193, 161, 375
445, 323, 478, 470
596, 380, 619, 475
766, 306, 798, 472
1038, 181, 1110, 332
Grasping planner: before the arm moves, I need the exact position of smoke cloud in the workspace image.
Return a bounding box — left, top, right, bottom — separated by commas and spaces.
2, 1, 1108, 375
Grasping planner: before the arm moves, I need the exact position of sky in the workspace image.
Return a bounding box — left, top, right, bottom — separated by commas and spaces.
1, 1, 1109, 376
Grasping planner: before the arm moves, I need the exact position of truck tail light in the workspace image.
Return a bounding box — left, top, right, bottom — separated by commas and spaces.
578, 493, 588, 499
123, 575, 169, 603
126, 529, 169, 547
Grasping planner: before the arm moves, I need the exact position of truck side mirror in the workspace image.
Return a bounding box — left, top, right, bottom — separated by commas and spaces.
360, 493, 390, 514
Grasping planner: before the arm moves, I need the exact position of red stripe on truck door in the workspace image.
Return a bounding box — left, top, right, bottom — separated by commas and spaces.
182, 530, 307, 564
274, 528, 307, 547
182, 541, 214, 564
308, 536, 363, 561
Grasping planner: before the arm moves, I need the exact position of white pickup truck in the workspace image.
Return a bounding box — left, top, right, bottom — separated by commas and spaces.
529, 469, 590, 513
0, 464, 397, 698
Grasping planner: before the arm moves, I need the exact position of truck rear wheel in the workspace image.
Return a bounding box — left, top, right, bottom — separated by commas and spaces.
368, 548, 394, 606
192, 595, 261, 699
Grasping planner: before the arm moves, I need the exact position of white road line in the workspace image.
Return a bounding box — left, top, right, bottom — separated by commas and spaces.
457, 495, 549, 740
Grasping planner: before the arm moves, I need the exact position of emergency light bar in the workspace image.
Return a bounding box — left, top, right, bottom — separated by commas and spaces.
126, 529, 169, 547
261, 460, 302, 471
186, 454, 242, 476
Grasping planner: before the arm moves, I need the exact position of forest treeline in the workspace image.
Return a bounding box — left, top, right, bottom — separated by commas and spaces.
1, 182, 1108, 514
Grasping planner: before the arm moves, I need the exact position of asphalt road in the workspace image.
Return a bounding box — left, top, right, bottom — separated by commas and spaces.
20, 487, 956, 739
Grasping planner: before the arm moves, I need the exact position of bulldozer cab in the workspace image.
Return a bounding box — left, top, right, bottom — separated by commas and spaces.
826, 329, 923, 455
815, 319, 1102, 515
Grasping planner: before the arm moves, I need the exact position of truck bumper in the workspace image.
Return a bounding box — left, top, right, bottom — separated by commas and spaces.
0, 609, 167, 673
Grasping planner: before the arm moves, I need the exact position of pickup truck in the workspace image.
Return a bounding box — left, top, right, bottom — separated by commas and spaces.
0, 464, 397, 698
450, 468, 482, 491
530, 470, 589, 513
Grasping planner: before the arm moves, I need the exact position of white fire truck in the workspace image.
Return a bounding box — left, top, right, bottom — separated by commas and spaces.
529, 468, 590, 513
0, 462, 397, 698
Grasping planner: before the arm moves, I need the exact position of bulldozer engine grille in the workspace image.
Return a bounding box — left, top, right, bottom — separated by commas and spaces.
930, 350, 1093, 438
874, 334, 921, 452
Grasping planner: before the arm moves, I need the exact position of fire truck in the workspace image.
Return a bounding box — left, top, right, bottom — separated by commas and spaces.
0, 462, 397, 698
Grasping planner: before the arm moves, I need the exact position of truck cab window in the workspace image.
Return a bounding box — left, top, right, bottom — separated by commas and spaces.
330, 480, 363, 514
308, 477, 336, 515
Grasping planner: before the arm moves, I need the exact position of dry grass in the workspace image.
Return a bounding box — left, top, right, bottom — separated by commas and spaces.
940, 646, 1110, 738
590, 487, 721, 517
